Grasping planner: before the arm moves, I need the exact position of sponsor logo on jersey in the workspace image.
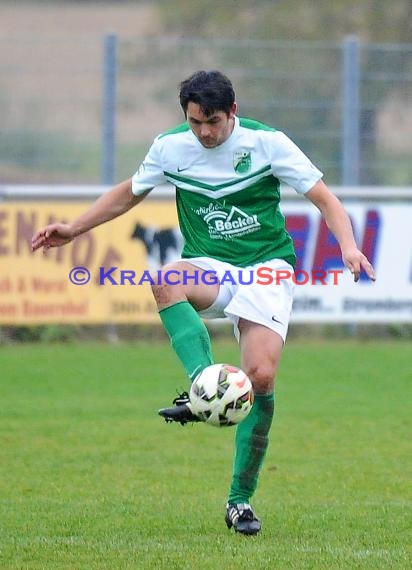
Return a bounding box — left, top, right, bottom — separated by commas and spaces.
233, 150, 251, 174
202, 205, 261, 239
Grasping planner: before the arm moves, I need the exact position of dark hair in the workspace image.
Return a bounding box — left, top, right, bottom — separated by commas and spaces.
179, 70, 235, 117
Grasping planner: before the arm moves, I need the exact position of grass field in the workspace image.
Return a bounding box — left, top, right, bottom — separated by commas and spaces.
0, 340, 410, 569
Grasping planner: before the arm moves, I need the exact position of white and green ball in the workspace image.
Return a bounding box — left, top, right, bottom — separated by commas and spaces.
189, 363, 254, 427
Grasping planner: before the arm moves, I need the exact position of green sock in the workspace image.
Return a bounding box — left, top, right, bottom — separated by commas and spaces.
228, 392, 275, 504
159, 301, 214, 381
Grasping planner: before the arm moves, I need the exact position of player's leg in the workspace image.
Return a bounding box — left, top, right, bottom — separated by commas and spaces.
224, 259, 295, 533
153, 260, 223, 423
152, 260, 219, 381
229, 320, 282, 501
225, 320, 283, 534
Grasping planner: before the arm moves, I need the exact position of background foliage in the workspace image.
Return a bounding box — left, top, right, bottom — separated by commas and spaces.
13, 1, 412, 43
156, 0, 412, 43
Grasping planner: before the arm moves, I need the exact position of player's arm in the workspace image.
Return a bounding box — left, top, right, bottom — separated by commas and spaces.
31, 178, 149, 252
305, 179, 376, 282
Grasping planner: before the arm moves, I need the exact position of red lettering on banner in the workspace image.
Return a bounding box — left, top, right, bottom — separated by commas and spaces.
0, 277, 12, 293
312, 219, 343, 272
71, 233, 94, 267
99, 246, 123, 271
0, 303, 17, 317
359, 210, 379, 281
97, 246, 123, 285
42, 215, 69, 263
22, 299, 89, 317
311, 210, 380, 278
31, 278, 67, 293
16, 211, 37, 255
0, 211, 10, 255
285, 215, 309, 271
286, 209, 380, 280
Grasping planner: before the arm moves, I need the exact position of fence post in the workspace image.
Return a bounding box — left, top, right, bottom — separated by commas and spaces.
102, 33, 118, 186
342, 36, 361, 186
102, 34, 119, 343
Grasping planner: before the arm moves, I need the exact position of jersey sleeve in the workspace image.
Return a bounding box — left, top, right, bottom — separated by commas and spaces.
269, 131, 323, 194
131, 138, 167, 196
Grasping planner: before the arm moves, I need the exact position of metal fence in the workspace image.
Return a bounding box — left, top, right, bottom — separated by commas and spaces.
1, 36, 412, 187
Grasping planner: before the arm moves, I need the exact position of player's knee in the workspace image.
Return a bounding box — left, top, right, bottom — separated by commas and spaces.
246, 363, 275, 394
151, 262, 186, 305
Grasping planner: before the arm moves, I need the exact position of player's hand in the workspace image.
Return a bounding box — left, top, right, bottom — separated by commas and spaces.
342, 247, 376, 282
31, 223, 75, 253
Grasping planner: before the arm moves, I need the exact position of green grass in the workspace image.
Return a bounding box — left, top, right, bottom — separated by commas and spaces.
0, 340, 411, 569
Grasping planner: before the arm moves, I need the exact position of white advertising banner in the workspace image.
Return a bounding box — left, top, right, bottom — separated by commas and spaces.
282, 201, 412, 323
0, 186, 411, 324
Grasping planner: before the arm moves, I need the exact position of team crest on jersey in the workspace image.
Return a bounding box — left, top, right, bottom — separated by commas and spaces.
233, 150, 251, 174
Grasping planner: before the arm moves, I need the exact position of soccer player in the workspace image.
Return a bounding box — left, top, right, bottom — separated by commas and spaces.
32, 70, 376, 536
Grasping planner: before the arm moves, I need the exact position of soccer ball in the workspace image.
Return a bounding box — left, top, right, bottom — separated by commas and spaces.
189, 363, 254, 427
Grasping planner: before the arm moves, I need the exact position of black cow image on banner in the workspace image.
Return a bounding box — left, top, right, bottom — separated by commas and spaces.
131, 223, 184, 270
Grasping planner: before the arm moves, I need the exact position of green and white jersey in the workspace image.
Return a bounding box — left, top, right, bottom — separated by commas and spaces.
131, 116, 322, 268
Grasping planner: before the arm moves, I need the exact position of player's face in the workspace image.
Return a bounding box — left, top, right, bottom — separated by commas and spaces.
186, 102, 237, 148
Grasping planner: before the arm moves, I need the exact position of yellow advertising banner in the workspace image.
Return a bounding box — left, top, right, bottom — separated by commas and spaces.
0, 201, 180, 324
